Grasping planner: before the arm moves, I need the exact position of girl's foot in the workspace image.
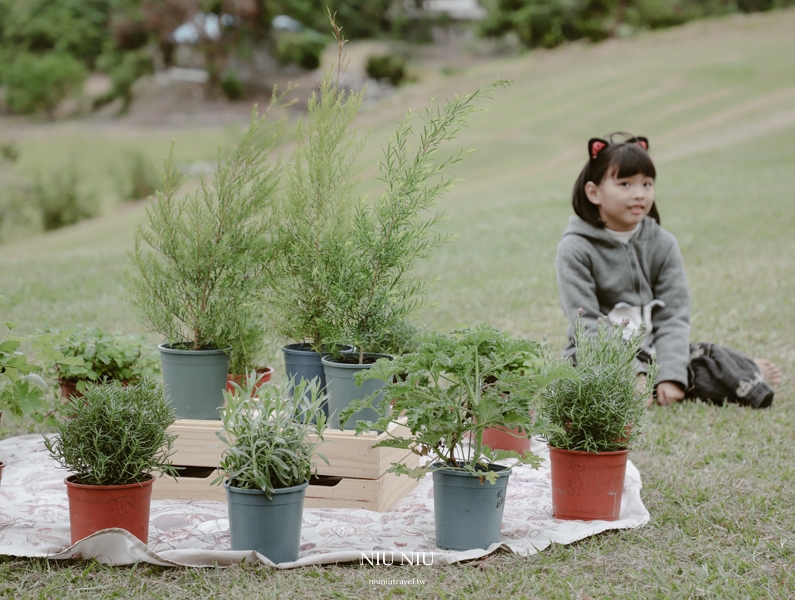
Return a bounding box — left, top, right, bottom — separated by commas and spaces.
754, 359, 782, 387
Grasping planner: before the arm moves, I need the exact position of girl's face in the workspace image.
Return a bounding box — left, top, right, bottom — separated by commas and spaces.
584, 169, 655, 231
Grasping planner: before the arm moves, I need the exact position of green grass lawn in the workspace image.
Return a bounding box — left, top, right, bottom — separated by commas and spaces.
2, 9, 795, 599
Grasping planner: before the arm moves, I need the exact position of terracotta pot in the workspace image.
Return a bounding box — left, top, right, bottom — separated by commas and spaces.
226, 367, 274, 392
59, 380, 81, 400
548, 445, 629, 522
482, 425, 531, 453
65, 474, 154, 544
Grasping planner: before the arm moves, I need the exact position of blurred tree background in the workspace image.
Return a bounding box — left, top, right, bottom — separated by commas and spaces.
1, 0, 792, 117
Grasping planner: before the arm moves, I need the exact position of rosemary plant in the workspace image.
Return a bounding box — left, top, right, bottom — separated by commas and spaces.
540, 318, 657, 452
44, 380, 178, 486
214, 373, 329, 498
341, 325, 561, 483
126, 101, 285, 360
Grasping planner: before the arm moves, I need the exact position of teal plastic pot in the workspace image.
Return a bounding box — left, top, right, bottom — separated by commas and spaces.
224, 479, 308, 564
158, 344, 230, 420
432, 464, 512, 551
321, 353, 391, 430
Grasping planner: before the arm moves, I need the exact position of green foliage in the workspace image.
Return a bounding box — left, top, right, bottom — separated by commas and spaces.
95, 48, 154, 113
44, 325, 159, 393
264, 63, 366, 351
280, 0, 393, 40
214, 372, 329, 498
120, 150, 161, 201
220, 70, 245, 101
44, 380, 178, 486
0, 298, 83, 422
540, 317, 657, 452
31, 164, 99, 230
365, 53, 406, 85
274, 30, 328, 70
329, 81, 508, 362
126, 104, 284, 355
3, 51, 88, 117
341, 324, 562, 483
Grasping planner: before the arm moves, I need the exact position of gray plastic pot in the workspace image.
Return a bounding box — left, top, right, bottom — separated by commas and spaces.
431, 463, 512, 551
224, 479, 308, 564
158, 344, 230, 420
320, 353, 391, 430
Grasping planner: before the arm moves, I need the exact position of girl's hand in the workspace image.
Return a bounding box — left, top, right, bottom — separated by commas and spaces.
655, 381, 685, 406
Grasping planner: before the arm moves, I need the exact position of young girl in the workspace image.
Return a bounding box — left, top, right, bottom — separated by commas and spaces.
556, 132, 781, 408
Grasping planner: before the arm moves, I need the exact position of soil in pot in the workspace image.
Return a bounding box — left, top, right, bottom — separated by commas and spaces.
321, 353, 390, 430
432, 463, 511, 551
548, 445, 629, 521
224, 479, 308, 564
65, 474, 154, 544
226, 367, 274, 392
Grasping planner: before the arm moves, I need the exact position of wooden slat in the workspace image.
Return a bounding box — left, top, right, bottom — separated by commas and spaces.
166, 419, 414, 479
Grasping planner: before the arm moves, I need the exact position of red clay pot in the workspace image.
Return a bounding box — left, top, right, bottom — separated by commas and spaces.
481, 425, 531, 453
59, 380, 81, 400
548, 445, 629, 522
226, 367, 274, 392
65, 474, 154, 544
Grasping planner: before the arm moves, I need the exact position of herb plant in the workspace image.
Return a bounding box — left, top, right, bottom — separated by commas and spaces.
214, 372, 329, 498
44, 380, 178, 486
1, 301, 83, 424
540, 318, 657, 452
126, 102, 285, 359
44, 326, 159, 393
341, 325, 561, 483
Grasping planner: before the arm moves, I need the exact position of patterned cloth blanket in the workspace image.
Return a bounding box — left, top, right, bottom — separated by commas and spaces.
0, 434, 650, 568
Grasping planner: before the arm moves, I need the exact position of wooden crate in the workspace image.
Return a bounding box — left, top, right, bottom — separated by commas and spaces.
152, 419, 420, 511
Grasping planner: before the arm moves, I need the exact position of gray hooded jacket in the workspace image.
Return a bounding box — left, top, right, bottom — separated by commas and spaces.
556, 215, 690, 387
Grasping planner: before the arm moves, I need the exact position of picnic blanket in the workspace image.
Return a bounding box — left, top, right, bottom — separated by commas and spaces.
0, 434, 649, 568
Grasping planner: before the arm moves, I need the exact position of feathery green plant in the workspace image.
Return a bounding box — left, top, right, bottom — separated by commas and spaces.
214, 373, 329, 498
126, 101, 286, 364
44, 380, 178, 486
540, 317, 657, 452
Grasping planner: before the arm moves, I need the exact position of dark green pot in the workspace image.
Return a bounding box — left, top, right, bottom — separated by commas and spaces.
224, 479, 308, 564
320, 353, 390, 430
158, 344, 230, 420
432, 463, 512, 551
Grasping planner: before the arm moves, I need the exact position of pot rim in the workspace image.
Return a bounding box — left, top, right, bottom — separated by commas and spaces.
320, 352, 393, 368
547, 444, 629, 456
64, 473, 155, 490
222, 478, 309, 495
283, 343, 355, 355
430, 462, 513, 477
158, 343, 232, 355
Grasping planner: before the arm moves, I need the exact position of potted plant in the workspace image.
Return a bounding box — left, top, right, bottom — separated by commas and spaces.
264, 22, 507, 427
126, 102, 285, 420
225, 315, 275, 393
44, 380, 178, 544
1, 309, 82, 485
538, 317, 656, 521
214, 372, 328, 564
341, 325, 559, 551
44, 325, 159, 399
481, 345, 547, 453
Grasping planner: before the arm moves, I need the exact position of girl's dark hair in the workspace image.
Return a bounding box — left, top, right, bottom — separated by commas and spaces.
572, 133, 660, 228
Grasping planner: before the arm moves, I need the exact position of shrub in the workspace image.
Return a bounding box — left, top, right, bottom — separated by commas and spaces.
31, 165, 98, 231
44, 380, 178, 486
122, 150, 161, 201
365, 53, 406, 85
274, 30, 328, 70
220, 70, 245, 101
3, 51, 88, 117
